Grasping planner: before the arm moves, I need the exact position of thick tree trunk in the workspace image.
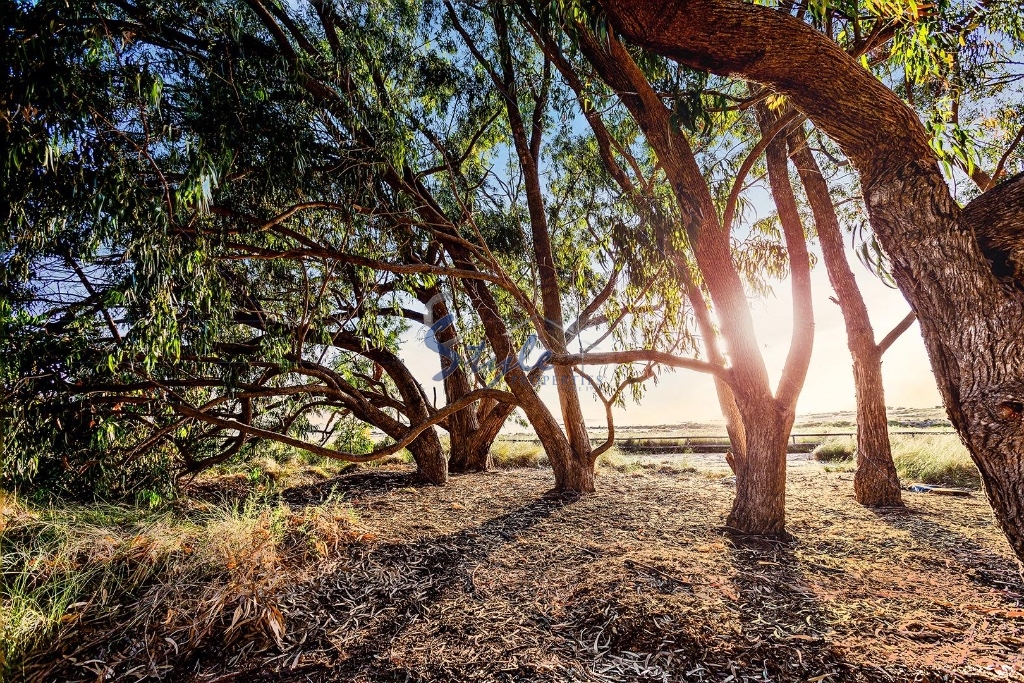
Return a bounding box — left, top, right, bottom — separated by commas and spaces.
448, 432, 490, 473
406, 431, 448, 486
728, 400, 792, 535
788, 126, 903, 507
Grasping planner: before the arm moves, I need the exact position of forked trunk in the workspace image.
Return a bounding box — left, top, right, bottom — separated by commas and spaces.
447, 433, 491, 472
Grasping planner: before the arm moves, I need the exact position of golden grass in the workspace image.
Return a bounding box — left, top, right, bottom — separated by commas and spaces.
0, 489, 362, 678
811, 436, 856, 462
891, 434, 981, 488
489, 441, 548, 469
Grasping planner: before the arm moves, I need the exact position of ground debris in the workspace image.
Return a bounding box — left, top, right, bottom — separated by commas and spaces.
22, 467, 1024, 682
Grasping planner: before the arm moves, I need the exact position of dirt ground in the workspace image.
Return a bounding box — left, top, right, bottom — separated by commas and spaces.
33, 464, 1024, 682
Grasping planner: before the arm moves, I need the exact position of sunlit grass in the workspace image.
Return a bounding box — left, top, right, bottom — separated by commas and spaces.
0, 488, 362, 678
891, 435, 980, 488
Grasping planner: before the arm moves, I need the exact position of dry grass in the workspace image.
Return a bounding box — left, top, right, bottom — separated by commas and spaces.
812, 436, 856, 463
0, 486, 366, 681
892, 435, 981, 488
15, 463, 1023, 682
489, 441, 548, 469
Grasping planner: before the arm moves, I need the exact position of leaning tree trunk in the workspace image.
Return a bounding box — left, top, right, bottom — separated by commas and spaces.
788, 126, 903, 507
494, 2, 595, 487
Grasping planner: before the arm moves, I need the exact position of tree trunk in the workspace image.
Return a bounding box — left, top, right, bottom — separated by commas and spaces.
788, 126, 903, 507
406, 431, 448, 486
728, 400, 792, 535
850, 347, 902, 505
418, 288, 489, 473
574, 28, 807, 531
492, 5, 594, 487
448, 432, 490, 472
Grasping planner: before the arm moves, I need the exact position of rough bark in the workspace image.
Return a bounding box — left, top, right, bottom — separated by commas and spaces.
599, 0, 1024, 560
788, 125, 903, 507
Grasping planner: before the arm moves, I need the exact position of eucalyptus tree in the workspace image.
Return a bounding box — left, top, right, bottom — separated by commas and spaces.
596, 0, 1024, 561
760, 0, 1024, 508
1, 0, 486, 489
4, 0, 686, 494
520, 9, 815, 534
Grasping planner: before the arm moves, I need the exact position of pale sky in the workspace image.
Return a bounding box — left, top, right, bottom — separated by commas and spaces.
398, 246, 943, 428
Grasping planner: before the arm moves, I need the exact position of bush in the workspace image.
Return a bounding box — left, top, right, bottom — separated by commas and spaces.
812, 437, 855, 462
489, 441, 547, 469
891, 435, 980, 488
595, 449, 643, 474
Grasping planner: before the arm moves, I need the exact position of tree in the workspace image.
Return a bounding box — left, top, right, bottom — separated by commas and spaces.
533, 16, 815, 534
598, 0, 1024, 562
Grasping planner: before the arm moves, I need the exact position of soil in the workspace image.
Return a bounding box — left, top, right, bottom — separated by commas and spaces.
31, 464, 1024, 682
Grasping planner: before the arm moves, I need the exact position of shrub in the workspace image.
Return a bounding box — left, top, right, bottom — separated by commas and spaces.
489, 441, 547, 469
891, 435, 980, 488
812, 437, 855, 462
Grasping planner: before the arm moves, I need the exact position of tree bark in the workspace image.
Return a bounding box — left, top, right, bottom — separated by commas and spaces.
788, 125, 903, 507
727, 402, 792, 535
599, 0, 1024, 561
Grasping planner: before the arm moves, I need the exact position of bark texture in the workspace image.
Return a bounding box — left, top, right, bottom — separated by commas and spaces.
600, 0, 1024, 561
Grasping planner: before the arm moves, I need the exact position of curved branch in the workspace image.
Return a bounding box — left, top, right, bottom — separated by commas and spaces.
173, 388, 516, 463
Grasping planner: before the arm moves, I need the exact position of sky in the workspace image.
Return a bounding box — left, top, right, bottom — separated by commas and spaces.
398, 244, 944, 429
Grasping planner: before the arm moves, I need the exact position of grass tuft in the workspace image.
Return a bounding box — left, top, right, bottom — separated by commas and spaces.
488, 441, 548, 469
812, 437, 856, 463
891, 435, 980, 488
0, 489, 363, 678
595, 449, 644, 474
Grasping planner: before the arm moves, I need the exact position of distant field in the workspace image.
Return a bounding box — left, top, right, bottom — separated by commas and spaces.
496, 407, 955, 444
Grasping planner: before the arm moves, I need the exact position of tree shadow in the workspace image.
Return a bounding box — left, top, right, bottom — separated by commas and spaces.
869, 505, 1023, 595
721, 535, 855, 681
246, 495, 567, 681
280, 469, 430, 508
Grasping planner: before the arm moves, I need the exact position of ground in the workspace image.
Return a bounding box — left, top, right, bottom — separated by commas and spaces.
23, 461, 1024, 683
